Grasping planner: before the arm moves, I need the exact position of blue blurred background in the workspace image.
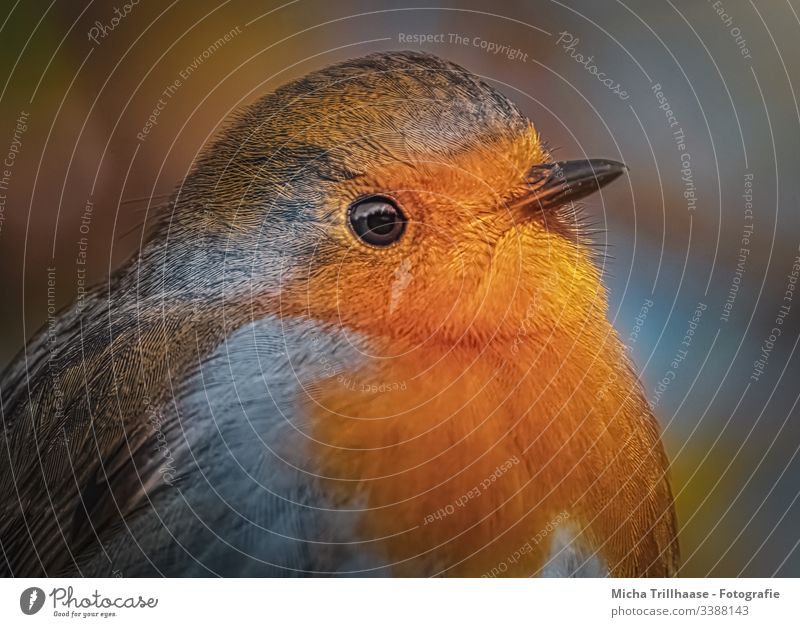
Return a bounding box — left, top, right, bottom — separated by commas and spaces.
1, 0, 799, 576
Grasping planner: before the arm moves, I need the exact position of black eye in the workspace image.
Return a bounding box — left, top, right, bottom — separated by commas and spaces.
348, 196, 407, 247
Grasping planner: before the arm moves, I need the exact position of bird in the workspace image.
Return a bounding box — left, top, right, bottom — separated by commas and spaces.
0, 50, 677, 577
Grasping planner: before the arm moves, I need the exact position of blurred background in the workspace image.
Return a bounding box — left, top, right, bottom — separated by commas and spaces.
1, 0, 799, 576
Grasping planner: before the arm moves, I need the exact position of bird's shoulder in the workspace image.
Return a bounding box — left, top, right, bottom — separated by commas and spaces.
77, 314, 385, 576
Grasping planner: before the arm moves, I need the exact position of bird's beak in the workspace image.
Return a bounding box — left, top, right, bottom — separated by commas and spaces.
524, 159, 627, 210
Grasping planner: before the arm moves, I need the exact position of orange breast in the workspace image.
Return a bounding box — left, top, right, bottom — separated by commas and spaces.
303, 332, 675, 576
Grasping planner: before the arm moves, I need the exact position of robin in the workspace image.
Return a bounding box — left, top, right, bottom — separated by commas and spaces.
0, 51, 677, 577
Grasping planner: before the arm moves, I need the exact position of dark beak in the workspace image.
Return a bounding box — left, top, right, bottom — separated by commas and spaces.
526, 159, 627, 210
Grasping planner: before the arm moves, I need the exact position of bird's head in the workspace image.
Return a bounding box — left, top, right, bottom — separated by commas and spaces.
171, 51, 626, 350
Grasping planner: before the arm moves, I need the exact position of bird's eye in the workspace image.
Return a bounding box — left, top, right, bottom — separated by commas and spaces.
348, 196, 407, 247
